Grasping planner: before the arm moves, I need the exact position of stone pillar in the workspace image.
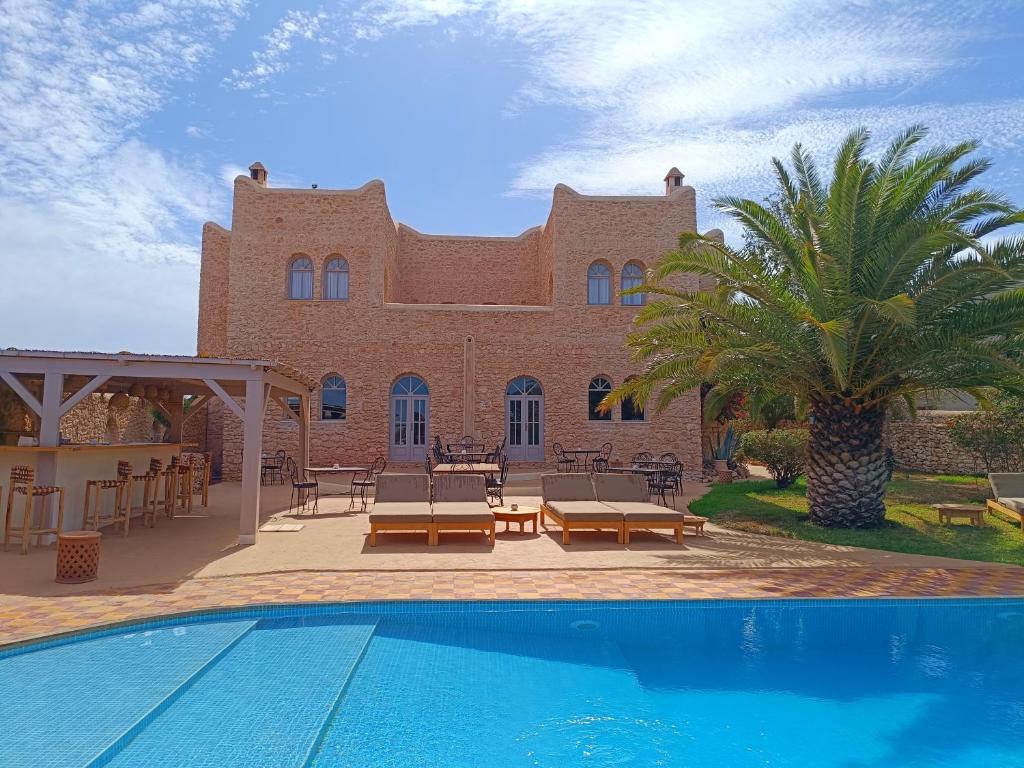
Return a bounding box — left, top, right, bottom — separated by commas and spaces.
239, 378, 265, 545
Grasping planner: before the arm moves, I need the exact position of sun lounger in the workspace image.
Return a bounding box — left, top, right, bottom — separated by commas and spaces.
594, 473, 705, 544
431, 474, 495, 545
540, 473, 623, 544
369, 474, 433, 546
987, 473, 1024, 532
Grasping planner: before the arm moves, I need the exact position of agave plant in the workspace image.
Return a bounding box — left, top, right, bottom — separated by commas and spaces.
606, 126, 1024, 527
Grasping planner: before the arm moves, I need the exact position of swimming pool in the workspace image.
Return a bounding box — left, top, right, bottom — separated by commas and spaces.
2, 599, 1023, 767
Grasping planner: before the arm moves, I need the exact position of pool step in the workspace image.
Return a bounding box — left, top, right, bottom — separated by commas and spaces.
0, 618, 258, 767
100, 615, 379, 767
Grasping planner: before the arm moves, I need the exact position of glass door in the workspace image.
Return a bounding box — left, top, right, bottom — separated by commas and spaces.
390, 376, 430, 461
505, 377, 544, 461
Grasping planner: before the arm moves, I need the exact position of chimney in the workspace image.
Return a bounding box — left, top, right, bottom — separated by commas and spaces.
248, 161, 268, 186
663, 167, 684, 195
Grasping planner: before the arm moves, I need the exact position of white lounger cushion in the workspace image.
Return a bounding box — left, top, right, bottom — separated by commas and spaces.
433, 474, 487, 503
545, 500, 622, 521
600, 501, 688, 521
431, 501, 494, 522
996, 497, 1024, 513
541, 473, 597, 502
369, 502, 432, 523
593, 473, 649, 503
375, 473, 431, 503
989, 473, 1024, 499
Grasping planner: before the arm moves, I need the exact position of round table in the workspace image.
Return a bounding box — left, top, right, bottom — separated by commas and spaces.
492, 505, 540, 534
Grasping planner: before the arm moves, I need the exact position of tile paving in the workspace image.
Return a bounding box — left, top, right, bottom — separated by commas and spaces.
4, 565, 1024, 647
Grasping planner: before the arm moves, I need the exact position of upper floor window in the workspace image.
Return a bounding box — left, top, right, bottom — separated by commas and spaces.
621, 376, 645, 421
324, 257, 349, 300
321, 375, 347, 420
588, 376, 613, 420
587, 262, 611, 305
620, 263, 645, 306
288, 256, 313, 299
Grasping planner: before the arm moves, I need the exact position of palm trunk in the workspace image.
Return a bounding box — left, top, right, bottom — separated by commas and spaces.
806, 397, 888, 527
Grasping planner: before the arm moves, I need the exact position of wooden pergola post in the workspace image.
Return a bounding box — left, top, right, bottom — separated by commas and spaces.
238, 377, 265, 545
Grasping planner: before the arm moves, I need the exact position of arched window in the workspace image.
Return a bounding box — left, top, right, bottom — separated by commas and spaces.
288, 256, 313, 299
621, 375, 645, 421
324, 257, 349, 300
587, 262, 611, 305
621, 262, 645, 306
321, 375, 347, 420
506, 376, 543, 396
588, 376, 612, 420
391, 375, 429, 396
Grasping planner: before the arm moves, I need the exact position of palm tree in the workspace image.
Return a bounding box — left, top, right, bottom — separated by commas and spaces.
607, 126, 1024, 527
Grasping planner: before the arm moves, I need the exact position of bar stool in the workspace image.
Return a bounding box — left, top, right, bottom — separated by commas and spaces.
200, 452, 213, 508
171, 455, 193, 514
158, 459, 178, 519
131, 461, 161, 528
4, 465, 65, 555
83, 461, 132, 536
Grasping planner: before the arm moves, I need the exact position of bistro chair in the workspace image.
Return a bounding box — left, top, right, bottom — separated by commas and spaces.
632, 451, 654, 467
285, 456, 318, 514
485, 454, 510, 507
432, 435, 446, 465
599, 442, 613, 462
552, 443, 576, 472
83, 460, 132, 536
424, 453, 434, 479
487, 437, 506, 464
261, 450, 285, 486
592, 457, 610, 474
4, 465, 65, 555
660, 453, 683, 492
648, 461, 683, 509
350, 456, 387, 512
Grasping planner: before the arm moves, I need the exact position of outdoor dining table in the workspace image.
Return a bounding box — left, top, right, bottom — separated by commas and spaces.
562, 449, 603, 471
432, 463, 500, 475
305, 466, 368, 510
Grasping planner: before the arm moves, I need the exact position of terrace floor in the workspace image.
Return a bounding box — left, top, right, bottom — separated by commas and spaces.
2, 475, 1024, 646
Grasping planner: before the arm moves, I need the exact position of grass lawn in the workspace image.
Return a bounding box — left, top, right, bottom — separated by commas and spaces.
689, 473, 1024, 566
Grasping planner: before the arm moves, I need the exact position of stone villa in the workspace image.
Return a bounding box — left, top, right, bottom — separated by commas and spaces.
197, 163, 712, 478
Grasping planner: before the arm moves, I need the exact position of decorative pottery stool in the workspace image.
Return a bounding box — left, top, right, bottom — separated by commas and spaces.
56, 531, 102, 583
4, 465, 65, 555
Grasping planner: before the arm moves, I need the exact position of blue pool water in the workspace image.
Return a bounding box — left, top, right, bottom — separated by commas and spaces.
2, 600, 1024, 767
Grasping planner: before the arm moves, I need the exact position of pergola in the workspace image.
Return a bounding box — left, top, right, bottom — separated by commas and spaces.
0, 350, 317, 544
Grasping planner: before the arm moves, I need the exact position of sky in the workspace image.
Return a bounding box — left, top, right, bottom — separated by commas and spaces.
1, 0, 1023, 355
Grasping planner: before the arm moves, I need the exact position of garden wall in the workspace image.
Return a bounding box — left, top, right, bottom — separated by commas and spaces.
883, 411, 981, 475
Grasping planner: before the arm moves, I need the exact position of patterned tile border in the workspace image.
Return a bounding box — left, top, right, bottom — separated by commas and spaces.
3, 566, 1024, 649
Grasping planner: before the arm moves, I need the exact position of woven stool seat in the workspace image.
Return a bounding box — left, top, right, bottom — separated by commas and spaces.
15, 485, 62, 495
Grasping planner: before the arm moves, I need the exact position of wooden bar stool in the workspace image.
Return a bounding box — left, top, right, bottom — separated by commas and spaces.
131, 461, 161, 528
4, 465, 65, 555
158, 460, 178, 520
200, 452, 213, 508
83, 461, 132, 537
170, 455, 192, 514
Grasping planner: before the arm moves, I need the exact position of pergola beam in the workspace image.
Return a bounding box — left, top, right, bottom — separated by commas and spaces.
58, 374, 110, 417
203, 378, 245, 421
0, 372, 42, 416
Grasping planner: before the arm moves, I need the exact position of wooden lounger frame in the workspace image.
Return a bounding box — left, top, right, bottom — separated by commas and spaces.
621, 516, 706, 544
986, 499, 1024, 532
433, 520, 495, 546
369, 521, 434, 546
540, 503, 623, 545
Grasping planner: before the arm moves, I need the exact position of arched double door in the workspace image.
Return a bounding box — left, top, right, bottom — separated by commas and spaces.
390, 375, 429, 461
505, 376, 544, 461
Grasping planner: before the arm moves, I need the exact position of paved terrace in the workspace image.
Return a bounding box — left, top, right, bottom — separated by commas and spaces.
2, 476, 1024, 646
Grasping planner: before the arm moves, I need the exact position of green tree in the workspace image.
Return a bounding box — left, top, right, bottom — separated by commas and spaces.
607, 126, 1024, 527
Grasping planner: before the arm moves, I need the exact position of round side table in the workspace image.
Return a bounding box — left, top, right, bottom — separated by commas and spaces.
492, 506, 539, 535
56, 531, 102, 584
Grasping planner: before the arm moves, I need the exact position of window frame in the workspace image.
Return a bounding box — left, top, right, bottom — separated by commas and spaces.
287, 255, 314, 300
620, 262, 646, 306
320, 374, 347, 421
588, 376, 613, 421
323, 257, 350, 301
587, 261, 612, 305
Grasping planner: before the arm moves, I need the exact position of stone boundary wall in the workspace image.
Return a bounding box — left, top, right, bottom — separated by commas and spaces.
883, 411, 982, 475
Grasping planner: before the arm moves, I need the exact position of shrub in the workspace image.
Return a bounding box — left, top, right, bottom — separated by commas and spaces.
738, 429, 808, 489
948, 396, 1024, 472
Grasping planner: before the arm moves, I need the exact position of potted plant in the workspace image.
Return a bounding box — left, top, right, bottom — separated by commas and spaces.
706, 424, 738, 482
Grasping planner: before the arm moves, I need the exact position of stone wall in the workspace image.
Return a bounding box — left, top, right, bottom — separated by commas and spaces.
884, 411, 981, 474
60, 394, 159, 444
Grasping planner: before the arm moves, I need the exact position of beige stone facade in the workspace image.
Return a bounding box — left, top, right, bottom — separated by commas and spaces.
198, 165, 707, 479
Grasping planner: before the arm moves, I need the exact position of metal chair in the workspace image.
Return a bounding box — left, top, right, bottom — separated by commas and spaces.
4, 466, 65, 555
552, 442, 576, 472
659, 454, 682, 492
648, 461, 682, 508
591, 457, 610, 473
286, 456, 318, 514
350, 456, 386, 511
599, 442, 613, 461
632, 451, 654, 467
261, 450, 285, 486
487, 437, 507, 463
424, 453, 434, 478
432, 435, 445, 464
485, 454, 510, 506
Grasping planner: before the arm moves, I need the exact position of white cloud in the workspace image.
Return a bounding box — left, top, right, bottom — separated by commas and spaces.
0, 0, 246, 353
224, 9, 328, 91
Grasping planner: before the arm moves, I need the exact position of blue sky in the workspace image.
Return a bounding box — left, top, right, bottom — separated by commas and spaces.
1, 0, 1022, 354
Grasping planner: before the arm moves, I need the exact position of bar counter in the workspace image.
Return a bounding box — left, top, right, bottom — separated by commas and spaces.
0, 443, 181, 532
